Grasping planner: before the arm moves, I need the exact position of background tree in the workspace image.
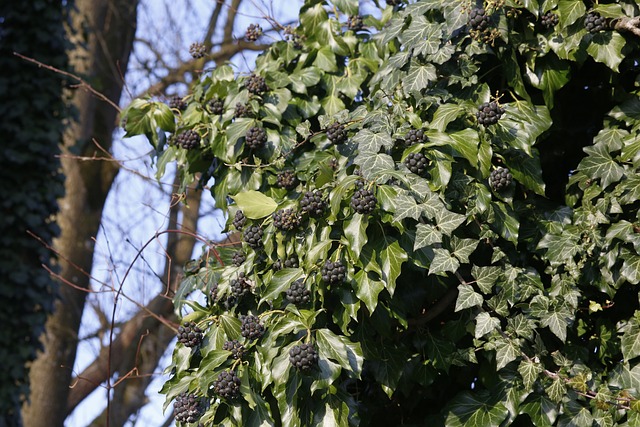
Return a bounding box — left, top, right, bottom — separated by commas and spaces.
0, 1, 67, 425
125, 0, 640, 425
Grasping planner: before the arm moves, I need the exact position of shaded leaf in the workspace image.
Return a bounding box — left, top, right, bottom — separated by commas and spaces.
316, 329, 363, 378
621, 313, 640, 361
444, 390, 510, 427
354, 270, 385, 313
378, 237, 408, 296
586, 32, 626, 72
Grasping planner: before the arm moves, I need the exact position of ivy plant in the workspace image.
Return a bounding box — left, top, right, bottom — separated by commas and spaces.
123, 0, 640, 425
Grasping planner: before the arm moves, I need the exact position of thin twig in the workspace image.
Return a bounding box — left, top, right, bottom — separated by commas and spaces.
14, 52, 121, 112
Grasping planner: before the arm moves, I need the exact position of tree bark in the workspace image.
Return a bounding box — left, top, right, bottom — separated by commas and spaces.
22, 1, 139, 426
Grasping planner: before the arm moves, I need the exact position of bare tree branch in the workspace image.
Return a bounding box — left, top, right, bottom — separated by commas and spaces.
13, 53, 121, 112
142, 41, 270, 97
614, 16, 640, 37
204, 0, 225, 47
224, 0, 243, 45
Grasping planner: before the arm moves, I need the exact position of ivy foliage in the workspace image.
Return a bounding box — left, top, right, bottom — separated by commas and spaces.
124, 0, 640, 425
0, 1, 68, 424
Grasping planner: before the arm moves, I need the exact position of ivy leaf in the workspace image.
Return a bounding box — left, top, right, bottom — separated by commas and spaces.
620, 248, 640, 285
578, 142, 625, 189
450, 237, 478, 263
199, 349, 232, 375
475, 312, 500, 338
219, 314, 242, 340
449, 129, 480, 167
354, 152, 396, 180
545, 378, 566, 403
392, 194, 422, 222
331, 0, 358, 16
537, 228, 579, 265
558, 405, 593, 427
435, 209, 466, 236
313, 46, 338, 72
226, 118, 256, 146
494, 338, 519, 370
518, 360, 541, 389
524, 53, 571, 109
311, 358, 341, 394
586, 32, 626, 72
497, 102, 552, 155
259, 268, 304, 305
322, 95, 346, 116
300, 3, 328, 36
403, 63, 437, 95
368, 349, 407, 396
353, 129, 393, 154
344, 213, 368, 259
431, 103, 465, 132
244, 391, 276, 426
455, 284, 483, 312
429, 248, 460, 276
378, 237, 407, 296
400, 15, 435, 50
540, 305, 570, 342
490, 202, 519, 243
557, 0, 586, 26
316, 329, 363, 378
503, 150, 546, 196
231, 191, 278, 219
414, 223, 442, 250
471, 266, 501, 294
520, 394, 558, 426
152, 102, 176, 132
621, 312, 640, 361
609, 363, 640, 390
443, 2, 468, 33
354, 270, 385, 313
379, 16, 405, 45
305, 240, 332, 268
609, 96, 640, 125
289, 67, 322, 94
428, 149, 453, 189
444, 390, 510, 427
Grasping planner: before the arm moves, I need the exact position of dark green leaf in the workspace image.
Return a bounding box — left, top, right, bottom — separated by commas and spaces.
316, 328, 363, 377
378, 237, 407, 296
586, 32, 626, 72
259, 268, 304, 305
444, 390, 510, 427
354, 270, 385, 313
344, 213, 368, 259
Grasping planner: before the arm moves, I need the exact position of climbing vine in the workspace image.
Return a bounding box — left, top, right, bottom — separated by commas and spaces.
124, 0, 640, 425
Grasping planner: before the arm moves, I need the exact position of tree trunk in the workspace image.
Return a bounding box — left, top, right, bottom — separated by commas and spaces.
22, 1, 139, 426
